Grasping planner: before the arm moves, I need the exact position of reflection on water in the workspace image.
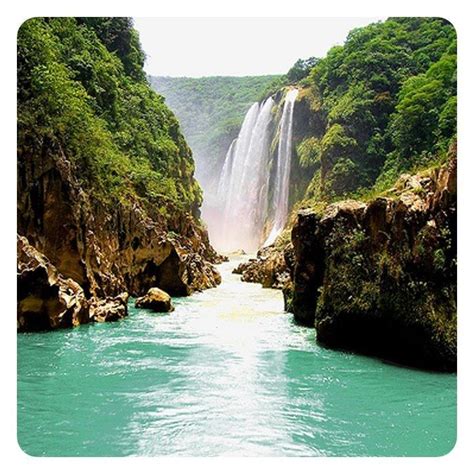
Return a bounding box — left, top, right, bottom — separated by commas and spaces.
18, 257, 456, 456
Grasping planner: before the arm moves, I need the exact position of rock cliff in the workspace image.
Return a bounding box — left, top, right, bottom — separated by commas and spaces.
17, 235, 130, 330
17, 18, 221, 331
17, 146, 221, 331
289, 151, 457, 371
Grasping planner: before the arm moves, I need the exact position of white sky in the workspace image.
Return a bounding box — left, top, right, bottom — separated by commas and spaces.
134, 17, 386, 77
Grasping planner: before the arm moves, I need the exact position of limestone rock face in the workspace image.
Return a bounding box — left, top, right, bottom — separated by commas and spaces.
17, 235, 90, 331
233, 244, 293, 290
89, 293, 129, 323
289, 150, 457, 371
135, 287, 174, 313
17, 148, 221, 331
18, 235, 132, 330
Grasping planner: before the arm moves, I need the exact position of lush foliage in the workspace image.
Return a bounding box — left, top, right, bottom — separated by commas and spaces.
301, 17, 457, 199
287, 57, 319, 83
149, 75, 281, 184
296, 137, 322, 169
18, 17, 201, 213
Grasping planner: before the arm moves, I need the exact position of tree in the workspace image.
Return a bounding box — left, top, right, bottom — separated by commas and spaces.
389, 53, 456, 161
287, 57, 319, 83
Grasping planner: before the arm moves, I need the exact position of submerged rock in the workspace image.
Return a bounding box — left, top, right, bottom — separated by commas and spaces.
135, 287, 174, 312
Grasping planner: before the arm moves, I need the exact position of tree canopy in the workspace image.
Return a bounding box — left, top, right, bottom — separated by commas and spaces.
302, 17, 456, 199
287, 57, 319, 83
18, 17, 201, 214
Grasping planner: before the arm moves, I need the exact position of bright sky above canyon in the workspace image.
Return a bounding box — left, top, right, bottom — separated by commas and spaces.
134, 17, 385, 77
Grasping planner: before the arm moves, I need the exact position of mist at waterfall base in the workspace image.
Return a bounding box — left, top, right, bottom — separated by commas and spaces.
202, 89, 299, 253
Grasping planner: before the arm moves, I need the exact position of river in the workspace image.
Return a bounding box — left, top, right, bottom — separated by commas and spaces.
17, 256, 456, 456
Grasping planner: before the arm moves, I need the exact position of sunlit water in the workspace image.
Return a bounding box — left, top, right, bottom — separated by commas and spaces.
17, 257, 456, 456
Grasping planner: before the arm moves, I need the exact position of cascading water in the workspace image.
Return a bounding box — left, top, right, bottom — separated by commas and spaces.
264, 88, 299, 246
211, 88, 298, 253
216, 139, 237, 198
215, 97, 274, 252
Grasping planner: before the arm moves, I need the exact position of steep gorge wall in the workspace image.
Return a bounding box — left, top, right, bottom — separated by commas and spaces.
17, 18, 221, 332
294, 151, 456, 370
18, 147, 221, 299
17, 148, 221, 331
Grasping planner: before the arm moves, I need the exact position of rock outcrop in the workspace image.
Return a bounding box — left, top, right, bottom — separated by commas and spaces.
288, 152, 457, 371
89, 293, 129, 323
18, 235, 131, 331
135, 287, 174, 313
18, 147, 221, 297
17, 235, 90, 331
233, 244, 296, 312
233, 244, 293, 290
17, 148, 221, 331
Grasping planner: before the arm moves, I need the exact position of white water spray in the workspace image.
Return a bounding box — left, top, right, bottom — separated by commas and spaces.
216, 97, 274, 252
264, 88, 299, 246
211, 88, 298, 252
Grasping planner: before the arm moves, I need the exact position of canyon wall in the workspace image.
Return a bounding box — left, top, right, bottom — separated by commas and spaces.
17, 18, 221, 331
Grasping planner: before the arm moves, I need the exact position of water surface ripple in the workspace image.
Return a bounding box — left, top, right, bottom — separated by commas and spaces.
17, 257, 456, 456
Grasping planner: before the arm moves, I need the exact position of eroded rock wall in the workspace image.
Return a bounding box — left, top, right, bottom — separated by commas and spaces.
17, 148, 221, 331
289, 152, 457, 371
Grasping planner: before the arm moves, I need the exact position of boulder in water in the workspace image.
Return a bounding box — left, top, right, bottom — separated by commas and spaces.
135, 287, 174, 313
89, 292, 129, 323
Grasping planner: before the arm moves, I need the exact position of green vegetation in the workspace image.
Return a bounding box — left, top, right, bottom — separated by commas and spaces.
287, 57, 319, 83
18, 17, 201, 214
289, 18, 456, 204
315, 211, 457, 370
17, 17, 457, 229
149, 75, 281, 183
296, 137, 322, 169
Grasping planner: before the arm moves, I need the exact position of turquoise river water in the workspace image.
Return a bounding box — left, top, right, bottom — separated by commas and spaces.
17, 257, 456, 456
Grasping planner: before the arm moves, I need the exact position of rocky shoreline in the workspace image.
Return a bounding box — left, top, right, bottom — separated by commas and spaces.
234, 153, 457, 372
17, 151, 221, 332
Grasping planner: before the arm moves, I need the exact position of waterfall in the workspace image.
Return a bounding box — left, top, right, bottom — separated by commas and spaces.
215, 97, 274, 252
211, 88, 298, 253
217, 138, 237, 197
264, 88, 298, 247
